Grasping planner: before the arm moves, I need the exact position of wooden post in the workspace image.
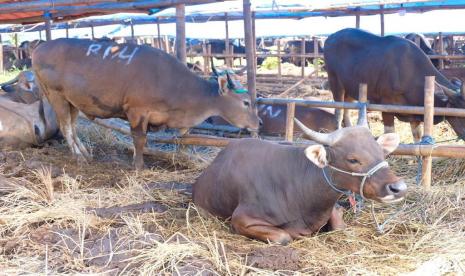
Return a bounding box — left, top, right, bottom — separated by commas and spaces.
301, 37, 306, 78
439, 32, 444, 69
164, 35, 170, 54
157, 21, 162, 49
0, 34, 3, 73
130, 21, 135, 41
175, 4, 186, 63
65, 24, 69, 38
277, 39, 282, 83
202, 44, 208, 74
421, 76, 435, 189
313, 36, 319, 78
90, 25, 95, 39
243, 0, 256, 102
45, 17, 52, 41
285, 102, 296, 142
252, 11, 257, 74
356, 14, 360, 28
14, 33, 19, 59
207, 44, 212, 73
380, 5, 385, 36
39, 30, 42, 40
229, 45, 234, 67
225, 12, 231, 67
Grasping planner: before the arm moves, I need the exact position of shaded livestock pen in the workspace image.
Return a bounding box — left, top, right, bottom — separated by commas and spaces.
1, 0, 465, 274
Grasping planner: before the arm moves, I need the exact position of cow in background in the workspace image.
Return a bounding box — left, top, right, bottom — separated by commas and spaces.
0, 71, 58, 148
404, 33, 440, 68
325, 28, 465, 142
283, 39, 324, 67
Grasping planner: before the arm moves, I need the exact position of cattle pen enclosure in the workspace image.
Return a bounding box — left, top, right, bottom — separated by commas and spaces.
1, 70, 465, 274
1, 0, 465, 274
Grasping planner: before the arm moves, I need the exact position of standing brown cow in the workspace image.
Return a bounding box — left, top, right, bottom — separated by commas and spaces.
32, 39, 260, 169
193, 116, 406, 244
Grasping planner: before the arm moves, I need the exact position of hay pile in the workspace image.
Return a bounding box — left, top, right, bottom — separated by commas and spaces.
0, 91, 464, 274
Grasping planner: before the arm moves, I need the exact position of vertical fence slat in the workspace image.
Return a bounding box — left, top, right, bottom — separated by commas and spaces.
421, 76, 435, 189
285, 102, 296, 142
277, 39, 282, 84
301, 37, 305, 78
439, 32, 444, 69
313, 36, 319, 78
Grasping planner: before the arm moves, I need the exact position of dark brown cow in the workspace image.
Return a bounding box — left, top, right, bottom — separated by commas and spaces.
193, 116, 406, 244
325, 28, 465, 142
209, 102, 337, 136
32, 38, 260, 169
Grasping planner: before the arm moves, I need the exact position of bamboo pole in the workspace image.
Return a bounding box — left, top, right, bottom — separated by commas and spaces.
175, 4, 186, 64
380, 4, 385, 36
252, 11, 257, 74
39, 30, 42, 40
256, 98, 465, 117
157, 21, 162, 49
285, 102, 296, 142
207, 44, 212, 73
356, 14, 360, 28
439, 32, 444, 69
243, 0, 256, 102
301, 37, 306, 78
91, 117, 465, 158
130, 21, 135, 40
421, 76, 435, 189
65, 24, 69, 38
91, 25, 95, 40
202, 44, 208, 74
225, 12, 231, 67
45, 17, 52, 41
164, 35, 170, 54
277, 39, 282, 83
313, 36, 319, 77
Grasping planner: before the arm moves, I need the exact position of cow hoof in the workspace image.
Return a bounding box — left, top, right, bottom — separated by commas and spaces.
271, 232, 292, 246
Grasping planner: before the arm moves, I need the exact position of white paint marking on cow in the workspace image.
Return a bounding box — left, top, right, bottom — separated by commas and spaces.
86, 43, 102, 56
103, 46, 113, 59
262, 105, 281, 118
0, 121, 3, 131
118, 46, 139, 65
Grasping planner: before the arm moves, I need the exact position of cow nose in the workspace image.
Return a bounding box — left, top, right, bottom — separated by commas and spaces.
386, 180, 407, 196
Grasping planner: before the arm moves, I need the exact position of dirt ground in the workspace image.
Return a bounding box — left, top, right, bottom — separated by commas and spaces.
0, 74, 464, 275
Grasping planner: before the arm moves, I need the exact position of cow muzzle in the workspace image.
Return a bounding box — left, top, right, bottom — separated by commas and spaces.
380, 180, 407, 203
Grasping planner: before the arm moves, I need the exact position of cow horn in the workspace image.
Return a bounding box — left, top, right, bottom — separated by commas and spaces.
226, 71, 235, 88
436, 80, 457, 98
357, 103, 369, 128
294, 118, 334, 145
211, 58, 219, 77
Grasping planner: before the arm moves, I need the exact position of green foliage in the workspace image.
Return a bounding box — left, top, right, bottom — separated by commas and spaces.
260, 57, 279, 70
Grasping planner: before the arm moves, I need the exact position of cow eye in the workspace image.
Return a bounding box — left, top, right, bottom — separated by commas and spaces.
347, 158, 359, 164
243, 100, 250, 107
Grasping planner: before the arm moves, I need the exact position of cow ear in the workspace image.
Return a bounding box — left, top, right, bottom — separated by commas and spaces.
217, 75, 229, 96
304, 144, 328, 168
377, 133, 400, 156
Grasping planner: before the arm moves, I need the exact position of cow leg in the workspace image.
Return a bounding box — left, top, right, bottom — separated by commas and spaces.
343, 109, 352, 127
382, 113, 396, 134
410, 121, 423, 143
43, 91, 85, 162
231, 207, 292, 245
69, 106, 91, 159
328, 204, 346, 231
328, 74, 345, 129
127, 110, 148, 170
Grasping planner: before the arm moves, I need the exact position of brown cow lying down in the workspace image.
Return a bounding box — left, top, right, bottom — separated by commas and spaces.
208, 100, 337, 136
0, 86, 58, 149
193, 117, 406, 244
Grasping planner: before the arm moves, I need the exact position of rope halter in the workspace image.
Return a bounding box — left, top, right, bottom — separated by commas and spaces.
322, 161, 389, 200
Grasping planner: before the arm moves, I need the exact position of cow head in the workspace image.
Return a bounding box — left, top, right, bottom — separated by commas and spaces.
436, 81, 465, 139
295, 112, 406, 203
211, 61, 260, 131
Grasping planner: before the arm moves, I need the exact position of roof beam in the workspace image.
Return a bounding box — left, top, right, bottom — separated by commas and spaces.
0, 0, 227, 15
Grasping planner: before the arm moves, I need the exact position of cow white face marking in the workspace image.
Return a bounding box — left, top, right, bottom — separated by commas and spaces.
86, 43, 139, 65
260, 105, 281, 118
